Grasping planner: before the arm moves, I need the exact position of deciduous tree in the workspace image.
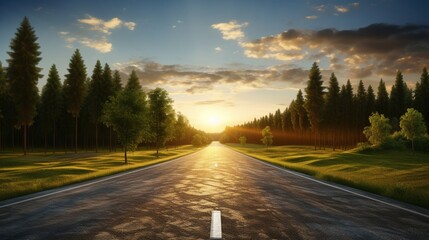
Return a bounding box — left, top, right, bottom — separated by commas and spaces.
400, 108, 427, 152
148, 88, 176, 158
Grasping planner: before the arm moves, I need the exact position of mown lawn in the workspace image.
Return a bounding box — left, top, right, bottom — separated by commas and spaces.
227, 143, 429, 209
0, 145, 200, 201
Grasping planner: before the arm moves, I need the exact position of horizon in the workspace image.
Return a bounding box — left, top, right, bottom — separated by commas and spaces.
1, 0, 429, 133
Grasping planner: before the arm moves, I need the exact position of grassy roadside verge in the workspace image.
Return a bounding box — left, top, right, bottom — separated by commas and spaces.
0, 145, 200, 201
227, 143, 429, 209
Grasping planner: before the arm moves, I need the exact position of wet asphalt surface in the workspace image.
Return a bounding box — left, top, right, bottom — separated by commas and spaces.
0, 142, 428, 239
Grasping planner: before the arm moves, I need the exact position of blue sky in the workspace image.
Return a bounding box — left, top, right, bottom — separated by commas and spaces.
1, 0, 428, 132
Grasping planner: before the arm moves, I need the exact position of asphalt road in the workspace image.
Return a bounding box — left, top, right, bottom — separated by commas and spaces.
0, 142, 428, 239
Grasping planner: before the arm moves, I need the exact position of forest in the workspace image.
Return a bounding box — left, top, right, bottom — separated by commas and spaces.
221, 62, 429, 150
0, 17, 210, 156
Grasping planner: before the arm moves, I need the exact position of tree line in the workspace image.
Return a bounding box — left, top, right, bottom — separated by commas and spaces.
222, 62, 429, 150
0, 17, 210, 157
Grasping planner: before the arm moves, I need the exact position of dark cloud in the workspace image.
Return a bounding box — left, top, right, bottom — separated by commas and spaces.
243, 23, 429, 76
116, 60, 311, 94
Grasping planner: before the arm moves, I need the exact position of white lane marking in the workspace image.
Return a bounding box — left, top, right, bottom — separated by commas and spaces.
231, 149, 429, 219
0, 151, 201, 209
210, 210, 222, 240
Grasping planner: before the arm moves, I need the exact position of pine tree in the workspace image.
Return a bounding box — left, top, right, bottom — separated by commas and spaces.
304, 62, 324, 149
390, 70, 407, 120
63, 49, 87, 153
40, 65, 62, 153
0, 61, 7, 150
295, 89, 309, 132
125, 70, 141, 91
87, 60, 104, 152
367, 85, 376, 118
355, 80, 367, 140
112, 70, 123, 93
376, 79, 389, 115
324, 73, 340, 149
414, 67, 429, 128
7, 17, 42, 155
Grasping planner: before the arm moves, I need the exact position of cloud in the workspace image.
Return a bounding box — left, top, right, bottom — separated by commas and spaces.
114, 60, 312, 94
335, 5, 349, 13
314, 4, 325, 12
79, 37, 112, 53
305, 15, 318, 20
78, 15, 135, 34
351, 2, 360, 8
215, 47, 222, 52
60, 15, 136, 53
211, 20, 248, 40
238, 23, 429, 77
195, 100, 234, 107
124, 21, 136, 30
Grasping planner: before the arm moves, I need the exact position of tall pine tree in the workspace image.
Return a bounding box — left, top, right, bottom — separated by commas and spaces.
87, 60, 104, 152
414, 67, 429, 128
7, 17, 42, 155
63, 49, 87, 153
324, 73, 340, 149
304, 62, 324, 149
376, 79, 389, 115
40, 65, 62, 153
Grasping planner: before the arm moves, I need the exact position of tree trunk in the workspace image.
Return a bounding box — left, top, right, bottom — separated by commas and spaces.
109, 127, 112, 152
44, 132, 47, 154
75, 116, 78, 153
53, 122, 56, 154
124, 146, 128, 164
95, 121, 98, 153
12, 127, 15, 152
23, 124, 27, 156
412, 139, 414, 153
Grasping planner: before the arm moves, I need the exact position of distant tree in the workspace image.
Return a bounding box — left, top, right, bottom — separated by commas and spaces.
304, 62, 324, 149
414, 67, 429, 129
102, 63, 115, 151
363, 113, 392, 146
261, 126, 273, 147
376, 79, 389, 115
125, 70, 141, 91
355, 80, 368, 139
239, 136, 247, 145
148, 88, 176, 158
192, 134, 203, 147
112, 70, 123, 93
174, 113, 189, 145
102, 83, 147, 163
400, 108, 427, 152
63, 49, 87, 153
7, 17, 42, 155
367, 85, 376, 117
39, 65, 62, 153
273, 109, 282, 130
295, 89, 309, 131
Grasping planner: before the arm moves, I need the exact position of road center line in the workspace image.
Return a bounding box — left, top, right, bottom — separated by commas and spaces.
210, 210, 222, 240
232, 149, 429, 219
0, 151, 201, 209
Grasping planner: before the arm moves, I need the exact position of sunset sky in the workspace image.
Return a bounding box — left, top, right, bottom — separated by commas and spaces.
1, 0, 428, 132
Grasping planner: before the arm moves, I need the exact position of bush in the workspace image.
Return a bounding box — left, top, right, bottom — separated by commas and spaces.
380, 136, 406, 150
414, 135, 429, 152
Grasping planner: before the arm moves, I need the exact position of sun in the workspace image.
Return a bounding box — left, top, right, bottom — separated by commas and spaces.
208, 115, 220, 125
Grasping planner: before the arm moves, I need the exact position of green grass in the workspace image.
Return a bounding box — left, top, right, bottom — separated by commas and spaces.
227, 144, 429, 209
0, 145, 200, 201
